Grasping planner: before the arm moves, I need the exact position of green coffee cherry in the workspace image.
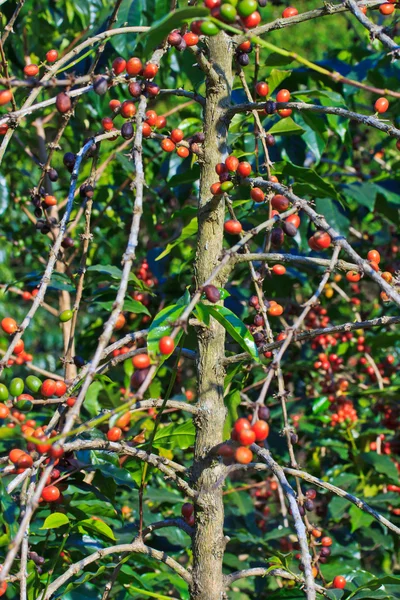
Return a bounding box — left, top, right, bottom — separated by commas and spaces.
0, 384, 9, 401
59, 309, 73, 323
9, 378, 24, 397
15, 396, 33, 412
220, 180, 234, 192
220, 3, 237, 22
237, 0, 258, 17
200, 21, 220, 36
25, 375, 42, 393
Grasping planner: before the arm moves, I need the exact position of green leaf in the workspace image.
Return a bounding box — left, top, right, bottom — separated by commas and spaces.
267, 69, 292, 94
268, 117, 305, 136
126, 585, 177, 600
223, 388, 242, 439
156, 217, 198, 261
312, 396, 329, 414
360, 452, 399, 482
77, 518, 116, 541
41, 513, 70, 529
349, 503, 374, 532
142, 7, 209, 53
265, 53, 294, 66
206, 305, 260, 362
153, 420, 195, 450
94, 298, 151, 316
281, 161, 341, 201
147, 301, 188, 359
0, 174, 9, 216
343, 182, 378, 210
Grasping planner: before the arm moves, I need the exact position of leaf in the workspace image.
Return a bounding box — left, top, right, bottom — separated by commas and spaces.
343, 182, 378, 210
126, 585, 178, 600
147, 302, 188, 360
95, 298, 150, 316
142, 7, 209, 53
268, 117, 305, 136
206, 306, 260, 362
41, 513, 70, 529
349, 504, 374, 532
360, 452, 399, 482
156, 217, 198, 261
281, 161, 341, 201
312, 396, 329, 414
84, 381, 102, 418
153, 420, 195, 450
267, 69, 292, 94
77, 518, 116, 541
265, 53, 294, 66
223, 388, 241, 439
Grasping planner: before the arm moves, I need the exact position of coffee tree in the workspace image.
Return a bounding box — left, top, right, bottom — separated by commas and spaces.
0, 0, 399, 598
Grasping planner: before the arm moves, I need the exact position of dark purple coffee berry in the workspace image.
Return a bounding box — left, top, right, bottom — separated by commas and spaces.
265, 134, 275, 146
282, 221, 298, 237
61, 236, 74, 249
254, 314, 264, 327
249, 295, 259, 308
271, 227, 285, 248
121, 121, 134, 140
93, 76, 108, 96
264, 100, 276, 115
63, 152, 76, 169
320, 547, 331, 557
131, 368, 150, 389
304, 499, 314, 512
48, 168, 58, 182
34, 207, 43, 218
73, 355, 85, 368
177, 38, 187, 52
203, 284, 221, 303
168, 31, 182, 47
237, 52, 250, 66
258, 405, 270, 420
291, 433, 298, 444
128, 82, 142, 97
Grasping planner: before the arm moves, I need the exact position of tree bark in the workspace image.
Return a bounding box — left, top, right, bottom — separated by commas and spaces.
190, 33, 234, 600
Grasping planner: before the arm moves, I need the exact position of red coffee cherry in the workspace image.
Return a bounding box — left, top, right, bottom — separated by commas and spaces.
24, 64, 39, 77
9, 448, 25, 464
251, 187, 265, 202
170, 128, 184, 143
278, 108, 292, 118
313, 231, 331, 250
42, 485, 60, 502
272, 264, 286, 275
282, 6, 298, 17
55, 92, 72, 114
268, 302, 283, 316
0, 90, 12, 106
120, 101, 136, 118
379, 2, 395, 14
159, 336, 175, 355
132, 354, 151, 369
155, 115, 167, 129
128, 81, 142, 97
367, 249, 380, 263
237, 161, 252, 177
102, 117, 114, 131
126, 57, 143, 75
271, 194, 289, 211
224, 219, 242, 235
234, 446, 253, 464
242, 11, 261, 27
54, 380, 67, 397
107, 427, 123, 441
142, 63, 159, 79
109, 99, 121, 111
145, 110, 158, 126
183, 32, 199, 46
321, 536, 332, 547
115, 313, 126, 330
332, 576, 346, 589
255, 81, 269, 97
252, 420, 269, 441
112, 57, 126, 74
237, 427, 256, 446
44, 50, 58, 65
50, 445, 64, 459
374, 97, 389, 113
225, 155, 239, 171
14, 340, 24, 355
210, 182, 222, 195
17, 453, 33, 469
41, 379, 57, 397
0, 404, 9, 418
177, 146, 190, 158
0, 124, 8, 135
44, 195, 57, 206
286, 213, 300, 228
276, 89, 291, 102
346, 270, 361, 282
203, 284, 221, 303
1, 317, 18, 334
161, 138, 176, 152
234, 417, 251, 434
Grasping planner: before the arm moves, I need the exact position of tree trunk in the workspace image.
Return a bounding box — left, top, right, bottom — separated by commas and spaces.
190, 32, 234, 600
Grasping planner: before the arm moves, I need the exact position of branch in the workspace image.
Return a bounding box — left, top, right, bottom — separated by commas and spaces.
62, 439, 196, 498
37, 539, 192, 600
0, 132, 118, 376
250, 446, 316, 599
224, 315, 400, 364
225, 567, 328, 596
226, 101, 400, 140
346, 0, 400, 56
238, 0, 383, 40
143, 517, 193, 538
250, 178, 400, 306
233, 252, 359, 272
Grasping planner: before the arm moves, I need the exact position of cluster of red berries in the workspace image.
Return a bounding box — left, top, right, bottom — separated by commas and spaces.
329, 396, 358, 428
222, 415, 269, 464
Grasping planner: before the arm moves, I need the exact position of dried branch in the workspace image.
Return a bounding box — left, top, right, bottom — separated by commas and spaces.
346, 0, 400, 56
225, 567, 328, 596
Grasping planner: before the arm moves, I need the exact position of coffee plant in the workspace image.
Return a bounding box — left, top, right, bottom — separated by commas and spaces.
0, 0, 399, 599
